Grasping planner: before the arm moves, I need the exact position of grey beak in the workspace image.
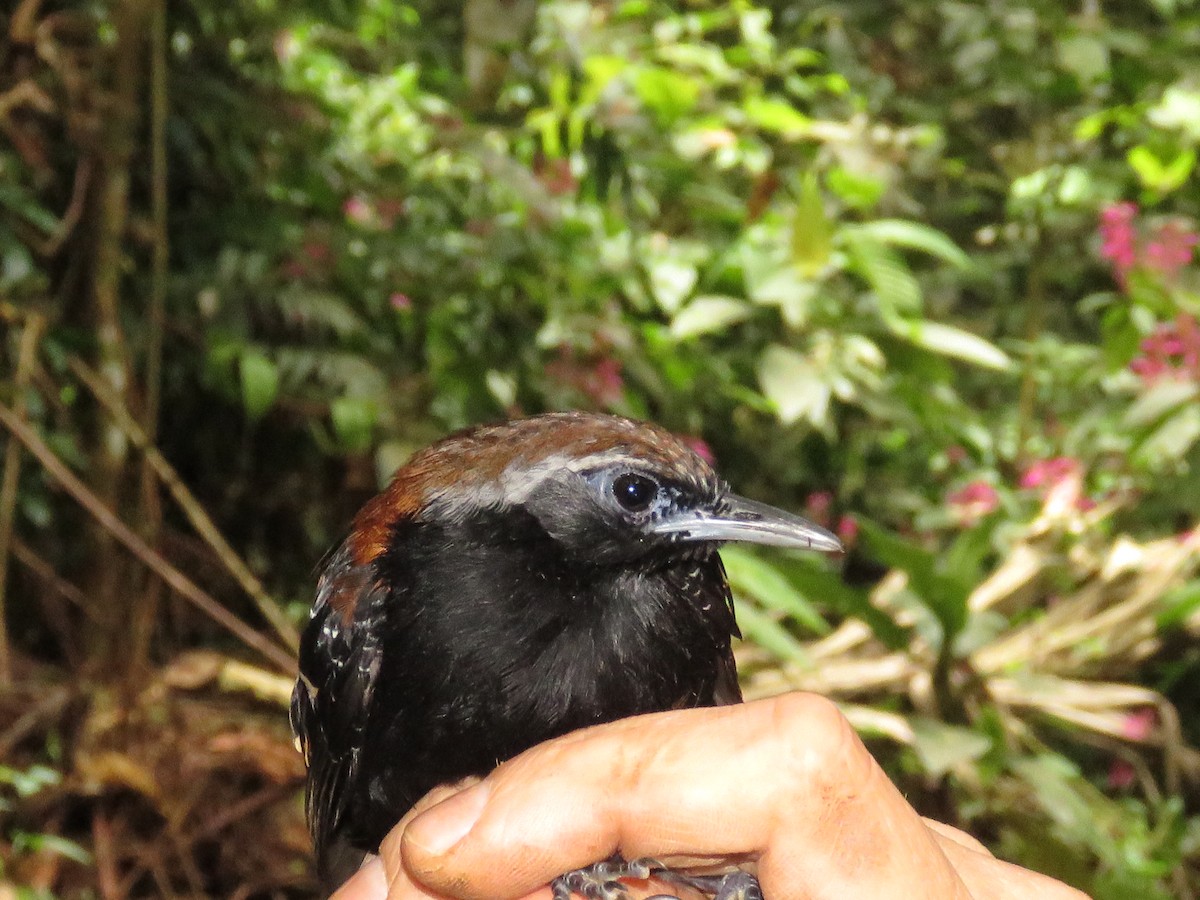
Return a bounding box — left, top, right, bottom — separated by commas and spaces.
649, 493, 843, 553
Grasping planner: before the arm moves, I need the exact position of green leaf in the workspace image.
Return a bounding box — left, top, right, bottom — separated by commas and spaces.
909, 718, 992, 778
1124, 380, 1199, 427
843, 233, 921, 319
722, 546, 830, 635
11, 832, 93, 865
791, 171, 833, 277
1148, 83, 1200, 142
733, 603, 811, 664
1158, 581, 1200, 630
1013, 755, 1094, 838
1133, 403, 1200, 467
0, 184, 60, 233
850, 220, 971, 270
858, 519, 971, 643
772, 555, 910, 650
331, 396, 378, 452
743, 95, 810, 136
670, 295, 750, 339
649, 259, 698, 314
239, 350, 279, 419
581, 55, 628, 102
757, 344, 831, 429
1128, 145, 1197, 194
895, 321, 1012, 370
1056, 33, 1109, 83
633, 66, 699, 124
826, 166, 885, 210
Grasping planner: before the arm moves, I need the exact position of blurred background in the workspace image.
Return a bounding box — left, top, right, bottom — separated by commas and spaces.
2, 0, 1200, 897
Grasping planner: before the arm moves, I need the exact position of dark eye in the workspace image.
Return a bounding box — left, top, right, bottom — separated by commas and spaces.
612, 473, 658, 512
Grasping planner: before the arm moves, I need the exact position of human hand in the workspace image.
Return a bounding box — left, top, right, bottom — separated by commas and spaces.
333, 693, 1090, 900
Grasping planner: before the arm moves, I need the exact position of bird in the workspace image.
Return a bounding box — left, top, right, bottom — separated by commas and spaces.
291, 411, 842, 897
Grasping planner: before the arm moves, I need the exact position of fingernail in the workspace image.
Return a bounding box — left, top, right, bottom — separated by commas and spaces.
406, 783, 491, 855
332, 856, 386, 899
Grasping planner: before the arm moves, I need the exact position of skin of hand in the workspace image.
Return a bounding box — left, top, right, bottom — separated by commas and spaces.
331, 693, 1092, 900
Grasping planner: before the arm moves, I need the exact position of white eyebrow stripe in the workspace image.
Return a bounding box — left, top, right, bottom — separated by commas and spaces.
424, 449, 685, 517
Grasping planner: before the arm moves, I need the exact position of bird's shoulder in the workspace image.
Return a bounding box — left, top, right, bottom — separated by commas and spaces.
292, 540, 394, 882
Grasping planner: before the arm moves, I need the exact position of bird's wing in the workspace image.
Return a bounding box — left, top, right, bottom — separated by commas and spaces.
291, 542, 387, 888
711, 555, 744, 705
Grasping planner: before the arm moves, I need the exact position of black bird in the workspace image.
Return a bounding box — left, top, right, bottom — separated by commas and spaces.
291, 412, 841, 897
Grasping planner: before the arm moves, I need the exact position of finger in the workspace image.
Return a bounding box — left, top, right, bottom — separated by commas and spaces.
935, 838, 1092, 900
336, 781, 482, 900
400, 693, 972, 900
922, 818, 991, 855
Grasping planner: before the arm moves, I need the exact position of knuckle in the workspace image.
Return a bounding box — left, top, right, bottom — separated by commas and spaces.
764, 692, 866, 797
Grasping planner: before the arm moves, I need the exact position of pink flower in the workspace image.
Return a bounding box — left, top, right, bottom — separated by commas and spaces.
1099, 202, 1138, 286
274, 30, 300, 63
1130, 313, 1200, 385
1144, 220, 1199, 277
303, 240, 331, 263
1120, 707, 1157, 742
279, 258, 307, 280
805, 492, 833, 526
546, 347, 625, 408
535, 157, 577, 196
342, 195, 373, 225
389, 293, 412, 311
1019, 456, 1080, 491
836, 515, 859, 548
947, 481, 999, 524
681, 437, 715, 466
1108, 759, 1136, 791
585, 358, 624, 406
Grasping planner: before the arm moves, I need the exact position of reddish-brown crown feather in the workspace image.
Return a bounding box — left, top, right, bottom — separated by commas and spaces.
347, 412, 712, 567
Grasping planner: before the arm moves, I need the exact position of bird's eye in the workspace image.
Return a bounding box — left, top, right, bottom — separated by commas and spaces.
612, 473, 659, 512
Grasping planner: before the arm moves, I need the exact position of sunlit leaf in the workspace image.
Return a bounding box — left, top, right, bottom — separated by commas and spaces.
858, 519, 971, 643
1124, 380, 1199, 427
239, 350, 279, 419
1128, 145, 1196, 194
744, 96, 810, 136
1056, 34, 1109, 83
895, 321, 1012, 370
649, 259, 698, 314
791, 172, 833, 277
1133, 404, 1200, 467
1148, 83, 1200, 141
633, 66, 699, 124
909, 718, 993, 778
733, 603, 811, 664
331, 396, 378, 452
722, 546, 830, 635
757, 344, 831, 428
843, 233, 921, 319
851, 220, 971, 270
670, 295, 750, 339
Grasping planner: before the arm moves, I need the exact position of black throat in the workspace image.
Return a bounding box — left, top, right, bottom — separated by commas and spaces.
351, 506, 739, 846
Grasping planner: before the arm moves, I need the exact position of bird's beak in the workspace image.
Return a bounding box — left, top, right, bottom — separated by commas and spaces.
649, 493, 843, 553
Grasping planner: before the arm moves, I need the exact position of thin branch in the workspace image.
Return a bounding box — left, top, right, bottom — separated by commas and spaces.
69, 357, 300, 651
0, 313, 44, 685
0, 401, 295, 673
11, 537, 93, 616
144, 0, 167, 447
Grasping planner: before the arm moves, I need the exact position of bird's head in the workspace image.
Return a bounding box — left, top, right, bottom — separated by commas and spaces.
347, 412, 841, 578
